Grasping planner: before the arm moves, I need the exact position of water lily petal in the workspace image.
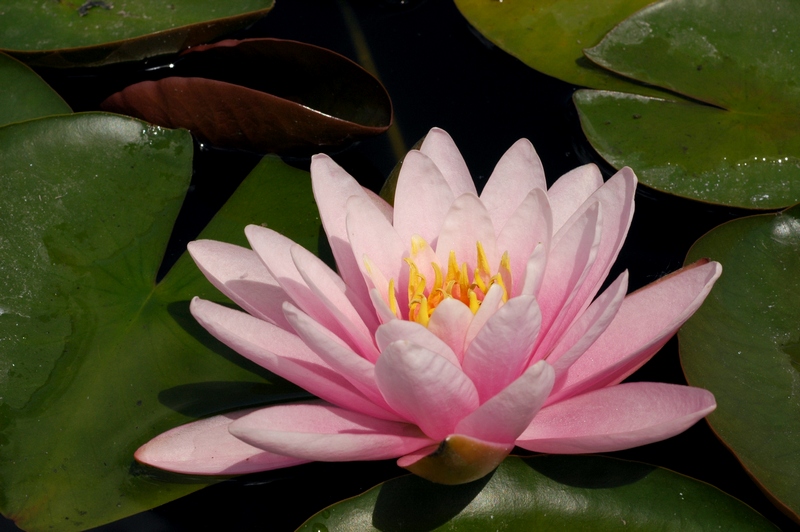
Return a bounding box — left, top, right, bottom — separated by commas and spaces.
346, 194, 408, 311
435, 193, 498, 272
547, 168, 636, 344
187, 240, 292, 331
496, 187, 553, 293
480, 138, 546, 232
456, 361, 554, 444
283, 303, 396, 416
464, 283, 504, 348
393, 150, 455, 246
369, 287, 399, 323
543, 270, 629, 372
517, 382, 716, 453
419, 127, 477, 198
519, 242, 547, 297
547, 163, 604, 233
310, 154, 373, 303
229, 402, 433, 462
426, 298, 474, 361
462, 295, 542, 402
290, 245, 379, 359
375, 340, 479, 440
548, 259, 722, 403
245, 225, 344, 337
135, 408, 308, 475
536, 201, 601, 344
190, 298, 393, 421
375, 319, 461, 368
362, 186, 393, 223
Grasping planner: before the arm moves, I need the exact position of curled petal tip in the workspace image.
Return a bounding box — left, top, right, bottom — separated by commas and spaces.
311, 152, 333, 163
616, 166, 639, 185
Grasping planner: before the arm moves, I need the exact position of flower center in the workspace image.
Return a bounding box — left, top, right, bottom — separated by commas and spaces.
389, 237, 512, 327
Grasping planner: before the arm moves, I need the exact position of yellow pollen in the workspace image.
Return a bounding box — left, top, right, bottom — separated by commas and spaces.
395, 238, 512, 327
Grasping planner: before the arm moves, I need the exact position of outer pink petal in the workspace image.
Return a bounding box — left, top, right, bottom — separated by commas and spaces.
229, 402, 433, 462
190, 298, 393, 421
548, 260, 722, 403
435, 193, 498, 272
245, 225, 344, 337
462, 295, 542, 402
542, 270, 629, 372
310, 154, 372, 305
419, 127, 477, 198
480, 138, 546, 232
135, 409, 308, 475
517, 382, 716, 453
393, 150, 455, 246
396, 445, 440, 468
290, 245, 379, 359
426, 298, 474, 361
547, 163, 604, 233
187, 240, 292, 331
375, 340, 479, 441
455, 361, 554, 444
495, 188, 553, 295
545, 168, 636, 346
283, 303, 397, 418
375, 319, 461, 368
535, 201, 601, 347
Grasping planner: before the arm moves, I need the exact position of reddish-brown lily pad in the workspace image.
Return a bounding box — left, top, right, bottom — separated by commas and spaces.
101, 38, 393, 154
0, 0, 275, 68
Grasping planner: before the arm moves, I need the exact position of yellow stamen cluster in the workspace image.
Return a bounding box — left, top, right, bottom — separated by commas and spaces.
399, 241, 512, 327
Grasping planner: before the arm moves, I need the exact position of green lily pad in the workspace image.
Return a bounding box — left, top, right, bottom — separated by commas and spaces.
680, 203, 800, 521
0, 52, 71, 126
453, 0, 671, 97
0, 0, 274, 68
101, 38, 392, 154
575, 0, 800, 209
298, 456, 776, 531
0, 113, 319, 531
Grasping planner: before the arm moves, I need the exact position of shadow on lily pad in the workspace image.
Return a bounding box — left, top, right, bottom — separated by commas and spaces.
157, 381, 309, 419
371, 471, 493, 531
527, 454, 653, 489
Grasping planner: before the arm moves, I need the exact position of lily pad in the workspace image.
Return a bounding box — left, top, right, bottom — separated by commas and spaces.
0, 0, 274, 68
298, 456, 776, 530
0, 112, 319, 531
453, 0, 671, 97
101, 38, 392, 154
680, 203, 800, 521
0, 52, 71, 126
574, 0, 800, 209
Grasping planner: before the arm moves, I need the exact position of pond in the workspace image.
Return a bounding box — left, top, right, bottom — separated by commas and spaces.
0, 0, 797, 530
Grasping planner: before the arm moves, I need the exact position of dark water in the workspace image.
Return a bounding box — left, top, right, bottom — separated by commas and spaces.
2, 0, 795, 530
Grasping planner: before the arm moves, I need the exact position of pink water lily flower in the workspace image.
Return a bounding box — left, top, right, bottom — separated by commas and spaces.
136, 128, 720, 484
